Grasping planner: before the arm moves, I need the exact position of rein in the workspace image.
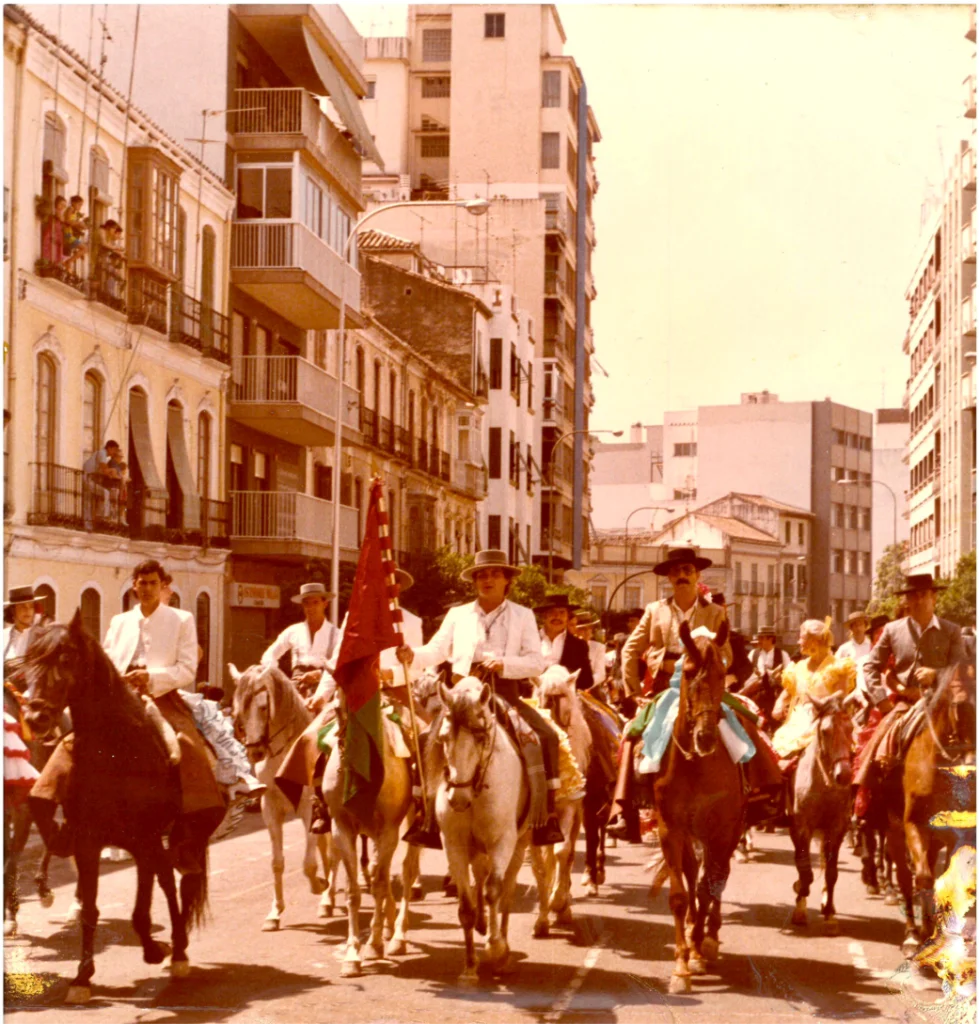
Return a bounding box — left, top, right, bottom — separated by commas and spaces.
671, 655, 718, 761
246, 676, 301, 761
444, 676, 498, 796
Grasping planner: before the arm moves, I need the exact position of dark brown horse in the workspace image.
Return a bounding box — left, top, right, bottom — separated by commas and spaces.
884, 665, 975, 953
653, 618, 744, 994
22, 613, 208, 1003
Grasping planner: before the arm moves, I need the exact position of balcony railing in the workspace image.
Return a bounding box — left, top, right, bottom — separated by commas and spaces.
437, 449, 451, 482
128, 268, 168, 334
170, 291, 231, 363
231, 88, 363, 205
27, 461, 228, 546
416, 438, 429, 471
734, 581, 749, 595
544, 269, 568, 303
379, 415, 394, 453
360, 406, 379, 443
452, 461, 487, 498
395, 426, 413, 462
232, 355, 357, 425
545, 206, 567, 235
230, 490, 358, 548
964, 292, 976, 336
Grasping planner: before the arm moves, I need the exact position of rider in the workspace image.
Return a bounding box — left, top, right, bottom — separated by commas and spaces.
4, 586, 43, 669
572, 611, 608, 691
396, 548, 564, 848
836, 610, 872, 662
537, 594, 594, 690
741, 626, 790, 725
260, 581, 341, 696
30, 559, 227, 872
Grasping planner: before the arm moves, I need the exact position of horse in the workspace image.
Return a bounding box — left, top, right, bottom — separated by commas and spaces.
435, 677, 531, 984
321, 688, 419, 978
20, 613, 205, 1003
885, 665, 975, 954
787, 692, 854, 936
653, 618, 744, 994
229, 663, 336, 930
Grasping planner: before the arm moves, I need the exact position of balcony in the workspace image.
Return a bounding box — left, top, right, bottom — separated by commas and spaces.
229, 490, 359, 561
360, 406, 379, 445
395, 426, 413, 462
379, 415, 394, 453
230, 355, 359, 447
170, 291, 231, 364
231, 221, 361, 329
967, 74, 977, 119
231, 88, 363, 207
545, 205, 568, 237
436, 448, 451, 483
964, 292, 976, 336
544, 268, 570, 305
415, 438, 429, 472
965, 147, 976, 191
27, 462, 229, 547
734, 581, 749, 595
452, 461, 487, 498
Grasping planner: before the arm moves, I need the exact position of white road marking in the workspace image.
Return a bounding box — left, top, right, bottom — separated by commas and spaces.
848, 939, 898, 981
546, 935, 606, 1022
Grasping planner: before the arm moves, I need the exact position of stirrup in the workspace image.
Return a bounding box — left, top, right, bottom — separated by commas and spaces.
403, 820, 443, 850
532, 816, 565, 846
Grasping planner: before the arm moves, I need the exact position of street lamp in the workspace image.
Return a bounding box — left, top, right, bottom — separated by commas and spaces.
545, 428, 623, 583
838, 477, 898, 549
330, 197, 492, 623
621, 505, 674, 610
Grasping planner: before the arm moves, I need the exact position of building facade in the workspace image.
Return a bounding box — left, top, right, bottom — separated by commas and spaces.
903, 9, 976, 578
872, 407, 911, 573
4, 6, 235, 685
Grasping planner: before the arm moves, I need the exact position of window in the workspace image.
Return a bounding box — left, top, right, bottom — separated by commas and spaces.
509, 431, 519, 487
784, 521, 791, 544
34, 584, 56, 623
673, 442, 697, 457
798, 523, 805, 545
541, 132, 560, 169
488, 514, 502, 549
422, 28, 451, 62
420, 134, 450, 159
783, 562, 795, 598
35, 354, 57, 466
542, 70, 561, 107
201, 225, 216, 313
832, 503, 844, 528
624, 586, 642, 609
236, 165, 292, 220
568, 80, 579, 118
832, 549, 844, 573
230, 443, 245, 492
590, 586, 607, 611
567, 140, 578, 186
526, 443, 534, 495
196, 592, 210, 685
510, 344, 520, 402
42, 113, 67, 205
489, 338, 503, 389
365, 80, 376, 99
80, 587, 101, 640
197, 412, 212, 499
488, 427, 502, 478
484, 13, 505, 37
421, 76, 451, 98
846, 550, 858, 574
126, 149, 181, 277
82, 371, 103, 463
847, 505, 859, 530
861, 508, 871, 531
527, 363, 534, 409
859, 552, 871, 577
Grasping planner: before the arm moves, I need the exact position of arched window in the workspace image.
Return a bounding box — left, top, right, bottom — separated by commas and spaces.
35, 353, 57, 467
355, 347, 365, 393
373, 359, 381, 413
42, 113, 66, 205
89, 146, 110, 229
82, 370, 103, 462
196, 592, 211, 684
34, 583, 56, 623
389, 370, 397, 427
80, 587, 101, 640
197, 411, 212, 499
168, 591, 181, 610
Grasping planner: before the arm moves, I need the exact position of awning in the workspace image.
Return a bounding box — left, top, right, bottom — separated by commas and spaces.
128, 390, 166, 497
303, 25, 385, 169
166, 404, 201, 531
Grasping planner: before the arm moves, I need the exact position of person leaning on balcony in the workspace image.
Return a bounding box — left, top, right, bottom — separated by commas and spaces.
82, 439, 123, 530
97, 220, 125, 299
61, 195, 88, 271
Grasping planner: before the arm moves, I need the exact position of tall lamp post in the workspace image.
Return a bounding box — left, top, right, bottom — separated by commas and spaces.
545, 427, 623, 583
330, 197, 491, 623
622, 505, 674, 610
838, 477, 898, 550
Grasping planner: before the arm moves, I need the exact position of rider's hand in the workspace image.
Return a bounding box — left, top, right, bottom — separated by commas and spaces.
913, 667, 937, 687
482, 658, 505, 674
124, 669, 150, 695
396, 645, 414, 667
305, 694, 324, 713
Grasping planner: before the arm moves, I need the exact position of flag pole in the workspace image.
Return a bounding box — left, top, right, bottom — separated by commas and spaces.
376, 483, 429, 822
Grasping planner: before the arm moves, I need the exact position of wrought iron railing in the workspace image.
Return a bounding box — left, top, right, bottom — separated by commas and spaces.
379, 415, 394, 453
171, 292, 230, 363
128, 268, 168, 334
395, 426, 413, 462
360, 406, 379, 443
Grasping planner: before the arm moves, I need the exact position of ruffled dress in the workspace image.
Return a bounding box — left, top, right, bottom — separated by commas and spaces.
4, 711, 39, 807
772, 655, 856, 759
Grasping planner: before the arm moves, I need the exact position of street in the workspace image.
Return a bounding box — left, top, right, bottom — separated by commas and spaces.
4, 816, 952, 1023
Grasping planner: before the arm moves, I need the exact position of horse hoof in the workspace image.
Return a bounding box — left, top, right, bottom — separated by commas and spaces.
492, 953, 517, 977
668, 974, 692, 994
688, 957, 707, 976
885, 891, 899, 906
701, 937, 719, 963
169, 959, 190, 978
555, 908, 573, 927
4, 919, 16, 937
318, 903, 334, 919
902, 934, 920, 953
475, 915, 487, 937
533, 920, 549, 939
865, 885, 880, 897
411, 884, 424, 902
596, 870, 605, 885
309, 877, 325, 895
583, 883, 599, 897
340, 960, 363, 978
262, 917, 281, 932
386, 937, 407, 957
458, 968, 479, 987
364, 943, 385, 962
65, 985, 91, 1004
65, 899, 83, 924
39, 891, 54, 910
791, 909, 808, 927
143, 941, 170, 965
735, 849, 749, 864
823, 918, 840, 937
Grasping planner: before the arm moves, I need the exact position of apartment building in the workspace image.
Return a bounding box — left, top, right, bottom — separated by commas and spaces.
590, 393, 875, 640
873, 407, 910, 573
360, 4, 601, 573
903, 9, 976, 577
4, 6, 235, 685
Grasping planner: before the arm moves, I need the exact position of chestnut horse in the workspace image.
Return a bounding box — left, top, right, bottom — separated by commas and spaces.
653, 618, 744, 994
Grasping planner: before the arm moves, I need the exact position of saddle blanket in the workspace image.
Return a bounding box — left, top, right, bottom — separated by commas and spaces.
317, 700, 413, 761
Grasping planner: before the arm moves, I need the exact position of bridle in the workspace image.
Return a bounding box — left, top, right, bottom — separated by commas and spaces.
672, 649, 719, 761
924, 677, 975, 764
241, 677, 293, 761
442, 692, 498, 797
809, 702, 851, 787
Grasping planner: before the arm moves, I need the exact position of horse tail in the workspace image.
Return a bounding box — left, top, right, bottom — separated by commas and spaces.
182, 844, 211, 933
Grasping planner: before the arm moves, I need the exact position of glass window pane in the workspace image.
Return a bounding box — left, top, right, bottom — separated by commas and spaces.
265, 168, 292, 219
237, 168, 264, 219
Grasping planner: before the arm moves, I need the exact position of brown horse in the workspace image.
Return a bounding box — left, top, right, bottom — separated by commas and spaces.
884, 665, 975, 953
653, 618, 745, 994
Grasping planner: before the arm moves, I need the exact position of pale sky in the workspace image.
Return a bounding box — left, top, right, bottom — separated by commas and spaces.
346, 3, 972, 428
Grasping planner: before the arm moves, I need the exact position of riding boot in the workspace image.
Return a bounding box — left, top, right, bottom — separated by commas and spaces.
309, 789, 331, 835
532, 791, 565, 846
27, 795, 73, 858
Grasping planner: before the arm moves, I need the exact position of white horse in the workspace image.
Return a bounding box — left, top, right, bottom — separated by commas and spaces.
229, 663, 337, 930
322, 690, 419, 978
534, 666, 590, 928
436, 677, 531, 984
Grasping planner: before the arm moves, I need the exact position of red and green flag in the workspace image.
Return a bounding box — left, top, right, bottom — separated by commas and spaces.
333, 478, 403, 827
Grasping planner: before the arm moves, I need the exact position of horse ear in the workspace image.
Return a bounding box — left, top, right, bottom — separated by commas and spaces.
68, 608, 85, 639
715, 617, 730, 648
679, 620, 700, 668
438, 682, 452, 707
567, 669, 581, 689
227, 663, 241, 683
479, 683, 491, 704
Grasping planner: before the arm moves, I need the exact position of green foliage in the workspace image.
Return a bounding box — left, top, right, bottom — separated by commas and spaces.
507, 563, 593, 614
936, 550, 976, 626
868, 541, 909, 620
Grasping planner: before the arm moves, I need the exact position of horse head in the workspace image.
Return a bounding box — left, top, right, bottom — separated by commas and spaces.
807, 691, 853, 787
412, 666, 445, 721
23, 612, 100, 739
926, 664, 976, 764
536, 665, 581, 731
437, 676, 495, 812
230, 662, 296, 765
678, 618, 730, 757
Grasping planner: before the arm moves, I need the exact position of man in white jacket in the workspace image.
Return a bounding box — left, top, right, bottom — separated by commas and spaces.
397, 549, 563, 846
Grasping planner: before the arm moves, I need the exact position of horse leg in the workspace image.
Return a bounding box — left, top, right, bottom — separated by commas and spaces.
35, 847, 54, 908
153, 843, 188, 974
317, 833, 336, 919
700, 846, 733, 966
552, 805, 580, 926
500, 832, 529, 947
582, 800, 598, 896
481, 839, 518, 972
661, 829, 692, 994
445, 842, 479, 985
905, 820, 935, 945
360, 834, 372, 890
820, 829, 844, 936
333, 823, 363, 977
687, 845, 709, 974
790, 819, 813, 927
528, 843, 553, 938
262, 794, 287, 932
132, 847, 169, 965
299, 794, 325, 897
861, 820, 879, 894
885, 820, 917, 948
387, 841, 419, 957
65, 842, 100, 1004
367, 827, 398, 960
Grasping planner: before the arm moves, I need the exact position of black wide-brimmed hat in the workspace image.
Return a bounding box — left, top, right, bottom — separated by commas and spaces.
460, 549, 522, 583
653, 547, 712, 577
869, 613, 890, 633
534, 593, 579, 615
4, 585, 37, 608
896, 573, 947, 595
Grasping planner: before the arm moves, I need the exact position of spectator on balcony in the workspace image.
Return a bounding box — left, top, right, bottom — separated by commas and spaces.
97, 220, 125, 300
61, 195, 89, 273
82, 439, 123, 530
109, 460, 130, 524
39, 195, 67, 266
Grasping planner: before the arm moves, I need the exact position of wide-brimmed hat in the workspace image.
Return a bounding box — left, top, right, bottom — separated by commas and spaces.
575, 610, 601, 629
896, 573, 947, 596
711, 592, 727, 606
460, 549, 522, 583
290, 582, 335, 605
534, 593, 579, 615
846, 609, 870, 626
653, 547, 712, 577
869, 613, 890, 633
756, 626, 777, 638
395, 568, 414, 593
4, 585, 37, 608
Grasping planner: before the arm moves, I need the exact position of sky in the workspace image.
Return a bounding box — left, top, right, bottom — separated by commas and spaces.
350, 3, 971, 429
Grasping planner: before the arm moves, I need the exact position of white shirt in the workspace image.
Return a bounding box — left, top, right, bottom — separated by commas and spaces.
588, 639, 608, 686
261, 619, 340, 674
3, 625, 32, 662
103, 604, 197, 698
751, 646, 791, 674
540, 629, 567, 668
836, 637, 872, 661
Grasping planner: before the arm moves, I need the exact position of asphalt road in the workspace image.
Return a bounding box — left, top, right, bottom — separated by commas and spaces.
4, 814, 957, 1023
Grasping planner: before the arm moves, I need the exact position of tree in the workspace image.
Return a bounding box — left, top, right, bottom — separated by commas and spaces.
937, 550, 976, 626
868, 541, 909, 620
507, 563, 592, 614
